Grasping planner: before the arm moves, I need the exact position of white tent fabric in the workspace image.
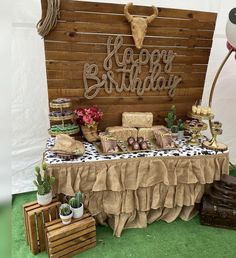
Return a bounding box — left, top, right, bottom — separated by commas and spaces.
11, 0, 236, 194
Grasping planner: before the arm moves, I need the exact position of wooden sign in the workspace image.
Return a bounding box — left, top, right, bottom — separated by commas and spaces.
41, 0, 217, 129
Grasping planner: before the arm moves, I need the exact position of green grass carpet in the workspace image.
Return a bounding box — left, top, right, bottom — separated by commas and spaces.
12, 168, 236, 258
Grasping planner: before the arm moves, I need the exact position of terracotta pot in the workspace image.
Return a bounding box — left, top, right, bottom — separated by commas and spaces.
37, 191, 52, 206
81, 124, 99, 142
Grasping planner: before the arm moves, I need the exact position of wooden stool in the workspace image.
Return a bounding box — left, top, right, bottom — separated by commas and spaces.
23, 197, 61, 254
45, 213, 96, 258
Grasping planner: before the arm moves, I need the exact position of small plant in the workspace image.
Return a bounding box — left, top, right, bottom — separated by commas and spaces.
165, 105, 176, 129
33, 163, 55, 195
69, 192, 83, 208
59, 203, 72, 216
177, 119, 184, 131
171, 125, 178, 133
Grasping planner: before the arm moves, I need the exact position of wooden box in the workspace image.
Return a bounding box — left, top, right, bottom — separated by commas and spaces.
23, 198, 61, 254
45, 213, 96, 258
200, 196, 236, 230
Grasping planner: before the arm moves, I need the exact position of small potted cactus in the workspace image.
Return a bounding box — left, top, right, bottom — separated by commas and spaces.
69, 192, 84, 219
177, 119, 185, 139
33, 163, 55, 206
59, 203, 73, 225
171, 125, 178, 140
165, 105, 176, 130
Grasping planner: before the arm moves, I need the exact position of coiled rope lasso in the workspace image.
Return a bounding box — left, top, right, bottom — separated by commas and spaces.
37, 0, 60, 37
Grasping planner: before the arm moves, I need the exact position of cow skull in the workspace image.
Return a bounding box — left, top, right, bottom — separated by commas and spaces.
124, 3, 158, 49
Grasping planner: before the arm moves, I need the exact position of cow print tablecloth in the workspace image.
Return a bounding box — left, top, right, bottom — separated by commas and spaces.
44, 137, 227, 165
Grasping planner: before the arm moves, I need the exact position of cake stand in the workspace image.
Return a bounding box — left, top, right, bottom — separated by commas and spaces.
48, 99, 80, 136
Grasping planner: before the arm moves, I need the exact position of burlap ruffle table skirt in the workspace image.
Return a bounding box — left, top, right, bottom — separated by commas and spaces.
47, 152, 229, 237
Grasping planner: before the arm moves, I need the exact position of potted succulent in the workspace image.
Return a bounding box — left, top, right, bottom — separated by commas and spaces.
165, 105, 176, 130
165, 106, 185, 140
69, 192, 84, 219
177, 119, 185, 139
33, 163, 55, 206
59, 203, 73, 225
171, 125, 178, 140
74, 106, 103, 142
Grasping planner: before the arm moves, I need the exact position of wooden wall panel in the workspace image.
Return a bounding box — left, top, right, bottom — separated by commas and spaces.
41, 0, 217, 130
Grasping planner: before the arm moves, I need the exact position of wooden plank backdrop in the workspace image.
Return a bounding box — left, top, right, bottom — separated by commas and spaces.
41, 0, 217, 130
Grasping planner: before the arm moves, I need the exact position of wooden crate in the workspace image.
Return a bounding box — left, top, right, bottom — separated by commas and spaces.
45, 213, 96, 258
23, 198, 61, 254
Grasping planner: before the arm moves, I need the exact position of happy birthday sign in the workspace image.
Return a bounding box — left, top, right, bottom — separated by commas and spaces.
83, 36, 182, 99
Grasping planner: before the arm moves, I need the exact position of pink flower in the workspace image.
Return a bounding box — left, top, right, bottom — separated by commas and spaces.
74, 106, 103, 125
94, 111, 103, 121
74, 108, 85, 118
89, 106, 99, 113
83, 115, 93, 125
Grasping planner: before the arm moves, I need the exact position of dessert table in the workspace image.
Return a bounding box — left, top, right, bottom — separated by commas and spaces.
44, 138, 229, 237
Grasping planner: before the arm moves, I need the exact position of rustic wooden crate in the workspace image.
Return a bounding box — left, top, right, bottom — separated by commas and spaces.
23, 198, 61, 254
45, 213, 96, 258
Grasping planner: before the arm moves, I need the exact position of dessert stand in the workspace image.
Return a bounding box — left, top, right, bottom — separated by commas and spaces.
184, 119, 208, 146
201, 14, 236, 151
201, 50, 229, 151
186, 111, 214, 144
202, 121, 226, 151
48, 99, 80, 136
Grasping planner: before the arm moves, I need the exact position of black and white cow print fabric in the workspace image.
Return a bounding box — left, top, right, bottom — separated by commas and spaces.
44, 137, 227, 165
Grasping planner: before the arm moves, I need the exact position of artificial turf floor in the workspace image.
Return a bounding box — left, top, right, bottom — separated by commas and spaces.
12, 168, 236, 258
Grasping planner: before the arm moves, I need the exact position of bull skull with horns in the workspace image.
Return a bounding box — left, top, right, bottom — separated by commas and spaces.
124, 3, 158, 49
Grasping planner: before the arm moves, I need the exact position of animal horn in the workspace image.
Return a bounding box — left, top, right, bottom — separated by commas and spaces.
146, 6, 158, 24
124, 2, 134, 23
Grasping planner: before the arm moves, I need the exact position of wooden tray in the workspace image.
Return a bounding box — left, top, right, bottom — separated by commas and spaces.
93, 141, 127, 155
93, 139, 179, 155
123, 139, 179, 153
120, 139, 155, 153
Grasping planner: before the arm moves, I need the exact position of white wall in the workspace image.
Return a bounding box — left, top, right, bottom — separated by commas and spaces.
11, 0, 236, 194
1, 1, 12, 203
12, 0, 49, 193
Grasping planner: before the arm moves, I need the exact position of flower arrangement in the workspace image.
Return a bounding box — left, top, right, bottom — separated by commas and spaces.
74, 106, 103, 127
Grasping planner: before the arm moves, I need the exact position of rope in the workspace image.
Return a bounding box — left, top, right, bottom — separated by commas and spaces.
37, 0, 60, 37
83, 35, 182, 99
